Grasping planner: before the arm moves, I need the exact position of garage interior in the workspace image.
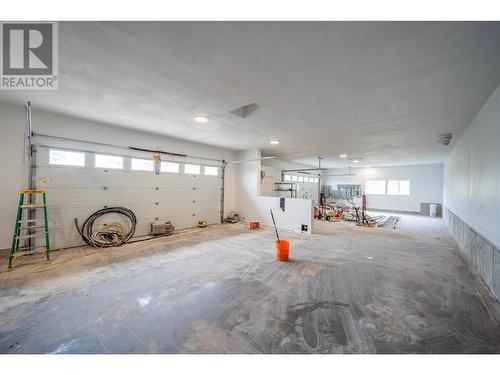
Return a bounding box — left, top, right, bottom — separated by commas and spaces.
0, 21, 499, 354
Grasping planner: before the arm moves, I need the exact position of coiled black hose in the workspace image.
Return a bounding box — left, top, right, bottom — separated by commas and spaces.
74, 207, 137, 248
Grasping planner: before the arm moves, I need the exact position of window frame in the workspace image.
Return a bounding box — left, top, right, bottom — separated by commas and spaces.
365, 180, 386, 195
204, 166, 219, 176
49, 149, 86, 167
131, 158, 154, 171
95, 154, 124, 169
387, 180, 410, 196
184, 164, 201, 175
161, 161, 180, 174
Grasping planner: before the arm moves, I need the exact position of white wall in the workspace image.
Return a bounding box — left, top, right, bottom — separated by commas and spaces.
232, 149, 262, 222
255, 196, 313, 234
261, 158, 320, 202
324, 164, 443, 212
0, 102, 237, 249
444, 85, 500, 249
233, 149, 313, 234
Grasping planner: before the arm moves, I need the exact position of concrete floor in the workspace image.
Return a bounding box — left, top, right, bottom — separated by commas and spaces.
1, 213, 499, 354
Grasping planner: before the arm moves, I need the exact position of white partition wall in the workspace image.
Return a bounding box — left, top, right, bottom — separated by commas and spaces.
256, 196, 313, 234
235, 149, 314, 234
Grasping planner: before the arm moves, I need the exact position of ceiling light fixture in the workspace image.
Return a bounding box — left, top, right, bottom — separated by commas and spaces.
270, 140, 280, 145
194, 116, 209, 123
352, 160, 360, 163
339, 154, 347, 158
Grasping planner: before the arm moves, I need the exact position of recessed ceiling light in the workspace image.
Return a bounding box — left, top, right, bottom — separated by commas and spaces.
339, 154, 347, 158
352, 160, 360, 163
270, 140, 280, 145
194, 116, 209, 123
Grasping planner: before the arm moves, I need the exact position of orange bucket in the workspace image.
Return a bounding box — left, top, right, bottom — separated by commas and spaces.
275, 240, 290, 261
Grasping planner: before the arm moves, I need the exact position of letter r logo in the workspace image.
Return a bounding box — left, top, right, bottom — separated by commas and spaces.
2, 23, 53, 75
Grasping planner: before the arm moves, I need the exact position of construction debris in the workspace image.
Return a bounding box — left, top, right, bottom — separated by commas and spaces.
314, 203, 401, 229
378, 215, 401, 229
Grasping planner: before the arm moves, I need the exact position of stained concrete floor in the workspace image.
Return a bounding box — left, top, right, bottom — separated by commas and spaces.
1, 213, 500, 354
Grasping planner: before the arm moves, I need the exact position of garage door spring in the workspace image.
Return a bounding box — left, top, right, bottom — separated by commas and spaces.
74, 207, 137, 248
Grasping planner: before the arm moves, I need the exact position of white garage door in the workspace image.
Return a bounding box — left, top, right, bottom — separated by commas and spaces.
33, 146, 222, 249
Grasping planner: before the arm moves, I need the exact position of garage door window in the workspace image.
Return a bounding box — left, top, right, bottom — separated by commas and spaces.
204, 166, 218, 176
184, 164, 201, 175
284, 174, 291, 182
95, 154, 123, 169
388, 180, 410, 195
366, 180, 386, 195
161, 161, 180, 173
49, 149, 85, 167
131, 158, 154, 171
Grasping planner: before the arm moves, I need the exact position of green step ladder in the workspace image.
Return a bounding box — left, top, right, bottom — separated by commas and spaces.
8, 189, 51, 270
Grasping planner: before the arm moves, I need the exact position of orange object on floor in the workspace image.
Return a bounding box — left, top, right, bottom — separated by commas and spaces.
249, 221, 260, 230
275, 240, 290, 261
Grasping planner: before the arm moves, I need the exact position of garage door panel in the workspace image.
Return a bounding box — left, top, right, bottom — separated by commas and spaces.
36, 151, 222, 249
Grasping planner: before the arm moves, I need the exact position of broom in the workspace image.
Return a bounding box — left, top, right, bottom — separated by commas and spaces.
270, 209, 280, 244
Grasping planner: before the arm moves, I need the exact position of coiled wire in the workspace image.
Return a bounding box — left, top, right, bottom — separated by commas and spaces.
74, 207, 137, 248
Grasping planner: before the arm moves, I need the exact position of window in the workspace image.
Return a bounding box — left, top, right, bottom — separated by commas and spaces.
284, 174, 291, 182
366, 180, 386, 195
49, 149, 85, 166
388, 180, 410, 195
291, 175, 298, 182
184, 164, 200, 175
298, 176, 304, 182
131, 158, 154, 171
95, 154, 123, 169
204, 166, 218, 176
312, 178, 318, 183
161, 161, 180, 173
304, 177, 310, 183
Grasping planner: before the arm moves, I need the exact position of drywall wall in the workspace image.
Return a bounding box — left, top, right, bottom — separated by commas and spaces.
234, 150, 313, 234
444, 208, 500, 300
324, 164, 443, 212
444, 85, 500, 249
260, 159, 320, 202
255, 196, 313, 234
232, 149, 262, 223
0, 101, 237, 249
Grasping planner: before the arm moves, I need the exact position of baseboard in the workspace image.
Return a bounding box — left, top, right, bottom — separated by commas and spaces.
443, 207, 500, 305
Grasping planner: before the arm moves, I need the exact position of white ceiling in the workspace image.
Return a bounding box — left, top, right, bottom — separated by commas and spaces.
1, 22, 499, 167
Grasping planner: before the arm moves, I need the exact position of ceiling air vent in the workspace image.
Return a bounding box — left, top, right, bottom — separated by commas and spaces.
229, 103, 260, 119
438, 133, 453, 146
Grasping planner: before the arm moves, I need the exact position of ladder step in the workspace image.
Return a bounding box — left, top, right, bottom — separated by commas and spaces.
14, 249, 46, 256
20, 189, 47, 194
10, 191, 51, 269
18, 225, 46, 230
15, 234, 40, 239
